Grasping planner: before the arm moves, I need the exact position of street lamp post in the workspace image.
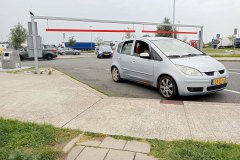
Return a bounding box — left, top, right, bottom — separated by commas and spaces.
177, 20, 180, 39
173, 0, 176, 38
89, 26, 92, 50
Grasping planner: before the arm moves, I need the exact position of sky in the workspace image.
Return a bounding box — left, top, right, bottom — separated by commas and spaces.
0, 0, 239, 45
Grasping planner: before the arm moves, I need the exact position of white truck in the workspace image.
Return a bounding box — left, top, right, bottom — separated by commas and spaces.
217, 37, 234, 48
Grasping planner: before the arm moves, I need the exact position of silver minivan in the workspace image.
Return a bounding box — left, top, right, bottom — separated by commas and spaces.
111, 37, 229, 99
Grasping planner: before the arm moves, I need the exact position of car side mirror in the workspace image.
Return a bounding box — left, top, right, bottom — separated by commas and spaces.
140, 52, 150, 59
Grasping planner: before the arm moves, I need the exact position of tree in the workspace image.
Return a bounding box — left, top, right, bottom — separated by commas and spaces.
9, 22, 27, 49
95, 36, 104, 46
155, 17, 177, 38
142, 34, 151, 37
228, 35, 236, 44
68, 36, 76, 47
124, 27, 134, 39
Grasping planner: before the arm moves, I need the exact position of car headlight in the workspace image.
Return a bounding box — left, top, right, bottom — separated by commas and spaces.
176, 65, 202, 76
99, 51, 102, 54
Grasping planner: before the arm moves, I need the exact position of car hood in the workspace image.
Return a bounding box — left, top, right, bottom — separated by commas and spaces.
100, 49, 112, 52
170, 55, 225, 72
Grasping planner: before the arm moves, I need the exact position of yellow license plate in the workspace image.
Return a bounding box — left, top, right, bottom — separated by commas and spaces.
211, 77, 226, 85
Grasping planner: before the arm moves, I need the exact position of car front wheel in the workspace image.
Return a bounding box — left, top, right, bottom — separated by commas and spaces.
111, 67, 121, 82
46, 54, 53, 60
159, 76, 177, 99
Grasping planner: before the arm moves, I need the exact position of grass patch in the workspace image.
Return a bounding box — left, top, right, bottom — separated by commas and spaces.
1, 119, 240, 160
203, 48, 240, 53
148, 139, 240, 160
110, 135, 141, 141
76, 132, 107, 144
210, 54, 240, 57
83, 131, 106, 138
80, 50, 95, 53
0, 118, 81, 160
91, 87, 112, 96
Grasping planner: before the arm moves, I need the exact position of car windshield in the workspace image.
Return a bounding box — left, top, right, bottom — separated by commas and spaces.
99, 45, 112, 51
151, 39, 204, 57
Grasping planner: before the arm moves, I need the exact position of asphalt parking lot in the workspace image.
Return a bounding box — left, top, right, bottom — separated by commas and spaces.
21, 55, 240, 103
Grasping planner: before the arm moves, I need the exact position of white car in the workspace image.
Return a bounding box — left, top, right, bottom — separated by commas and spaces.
111, 37, 229, 99
58, 47, 80, 55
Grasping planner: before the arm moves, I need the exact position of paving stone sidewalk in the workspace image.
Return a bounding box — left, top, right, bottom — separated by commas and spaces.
67, 137, 157, 160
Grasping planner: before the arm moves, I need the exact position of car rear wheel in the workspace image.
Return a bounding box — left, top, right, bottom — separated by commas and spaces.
19, 55, 23, 61
46, 54, 53, 60
111, 67, 121, 82
159, 76, 177, 99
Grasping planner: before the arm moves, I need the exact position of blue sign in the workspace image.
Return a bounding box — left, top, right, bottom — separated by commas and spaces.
212, 39, 219, 45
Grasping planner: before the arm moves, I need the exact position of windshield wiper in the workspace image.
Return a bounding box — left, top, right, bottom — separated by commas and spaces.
182, 54, 197, 57
167, 55, 181, 58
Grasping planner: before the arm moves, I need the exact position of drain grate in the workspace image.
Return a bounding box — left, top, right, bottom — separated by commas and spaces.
160, 100, 184, 105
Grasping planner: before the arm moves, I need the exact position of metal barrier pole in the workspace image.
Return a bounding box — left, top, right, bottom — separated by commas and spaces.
198, 26, 204, 51
31, 14, 39, 74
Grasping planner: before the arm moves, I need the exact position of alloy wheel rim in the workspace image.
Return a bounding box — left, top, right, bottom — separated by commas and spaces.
112, 68, 119, 81
160, 78, 173, 98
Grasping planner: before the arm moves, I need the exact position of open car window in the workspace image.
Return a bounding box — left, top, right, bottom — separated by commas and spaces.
133, 40, 150, 57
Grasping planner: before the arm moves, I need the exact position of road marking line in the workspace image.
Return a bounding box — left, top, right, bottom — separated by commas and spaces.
224, 89, 240, 94
229, 71, 240, 75
229, 69, 240, 71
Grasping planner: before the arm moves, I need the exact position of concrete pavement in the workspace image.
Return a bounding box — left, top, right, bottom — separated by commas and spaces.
56, 53, 96, 59
0, 69, 240, 144
67, 137, 156, 160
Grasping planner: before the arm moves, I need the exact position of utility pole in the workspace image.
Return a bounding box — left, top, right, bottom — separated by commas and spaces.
172, 0, 176, 38
63, 33, 65, 43
89, 26, 92, 50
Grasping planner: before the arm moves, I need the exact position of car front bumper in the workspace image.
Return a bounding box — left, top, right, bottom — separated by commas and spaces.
177, 72, 229, 96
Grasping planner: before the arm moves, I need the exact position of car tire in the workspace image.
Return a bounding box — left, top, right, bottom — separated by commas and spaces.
111, 67, 121, 82
158, 76, 177, 99
46, 54, 53, 60
19, 55, 23, 61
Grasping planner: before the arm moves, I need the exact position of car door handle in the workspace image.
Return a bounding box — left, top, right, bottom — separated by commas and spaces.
132, 60, 135, 63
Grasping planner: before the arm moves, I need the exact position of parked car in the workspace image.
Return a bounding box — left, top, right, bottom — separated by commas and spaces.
42, 44, 58, 54
96, 45, 113, 58
58, 47, 80, 55
19, 47, 57, 61
111, 37, 229, 99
